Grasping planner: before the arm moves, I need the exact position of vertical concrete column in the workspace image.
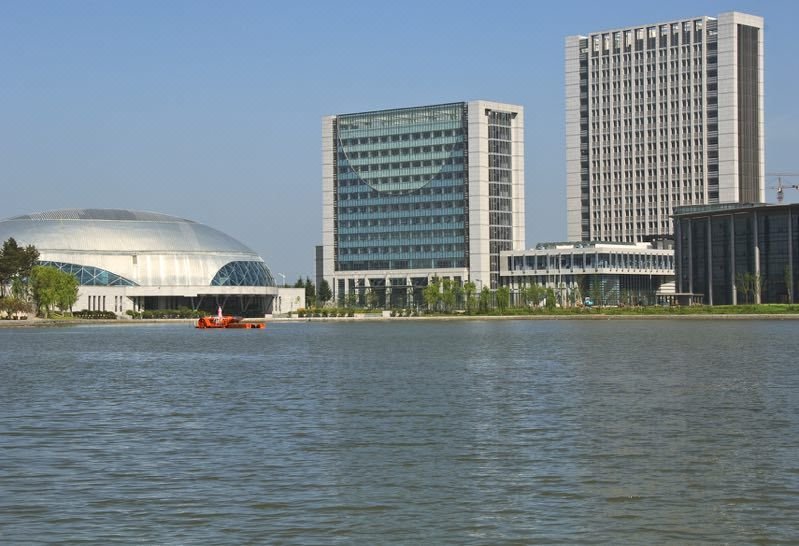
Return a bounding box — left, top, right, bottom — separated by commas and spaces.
730, 214, 737, 305
707, 216, 713, 305
788, 210, 794, 303
687, 220, 694, 295
753, 210, 760, 303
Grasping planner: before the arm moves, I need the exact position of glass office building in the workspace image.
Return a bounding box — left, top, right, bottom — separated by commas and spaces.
501, 241, 675, 307
674, 203, 799, 304
322, 101, 525, 307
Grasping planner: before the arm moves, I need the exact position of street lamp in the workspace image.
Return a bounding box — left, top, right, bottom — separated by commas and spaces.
278, 273, 286, 287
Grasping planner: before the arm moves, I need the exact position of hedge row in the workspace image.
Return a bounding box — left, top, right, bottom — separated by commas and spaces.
296, 307, 355, 318
73, 310, 117, 319
126, 308, 205, 319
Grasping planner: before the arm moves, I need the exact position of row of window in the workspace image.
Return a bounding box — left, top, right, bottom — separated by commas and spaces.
339, 143, 462, 160
336, 104, 463, 132
336, 171, 465, 188
592, 57, 707, 73
591, 150, 707, 161
509, 253, 674, 271
591, 100, 709, 114
590, 72, 712, 89
339, 187, 463, 201
592, 221, 672, 232
342, 156, 465, 173
338, 129, 464, 147
339, 229, 464, 243
336, 258, 467, 272
338, 201, 465, 216
338, 245, 465, 257
593, 205, 700, 218
338, 216, 464, 230
582, 40, 716, 61
587, 86, 709, 101
595, 190, 705, 205
590, 22, 710, 52
591, 136, 711, 150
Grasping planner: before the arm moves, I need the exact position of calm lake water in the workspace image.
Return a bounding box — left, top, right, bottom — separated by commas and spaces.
1, 319, 798, 544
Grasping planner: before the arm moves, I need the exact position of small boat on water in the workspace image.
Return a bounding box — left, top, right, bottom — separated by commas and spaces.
196, 307, 265, 329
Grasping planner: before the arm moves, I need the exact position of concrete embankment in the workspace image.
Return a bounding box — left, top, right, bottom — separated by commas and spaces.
3, 313, 799, 329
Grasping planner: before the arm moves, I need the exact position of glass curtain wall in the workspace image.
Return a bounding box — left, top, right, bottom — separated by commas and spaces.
487, 110, 513, 288
334, 103, 468, 272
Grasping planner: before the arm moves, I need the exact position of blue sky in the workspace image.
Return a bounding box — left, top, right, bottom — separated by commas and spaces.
1, 1, 797, 281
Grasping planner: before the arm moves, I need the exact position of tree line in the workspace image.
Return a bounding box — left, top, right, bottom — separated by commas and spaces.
291, 276, 332, 307
0, 238, 79, 319
289, 274, 560, 315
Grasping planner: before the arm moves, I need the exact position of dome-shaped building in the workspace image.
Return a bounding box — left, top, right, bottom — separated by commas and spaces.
0, 209, 295, 317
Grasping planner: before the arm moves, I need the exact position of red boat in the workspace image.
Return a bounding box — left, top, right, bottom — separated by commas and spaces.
196, 307, 265, 329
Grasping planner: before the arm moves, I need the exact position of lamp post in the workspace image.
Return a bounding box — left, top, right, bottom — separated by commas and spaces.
278, 272, 286, 287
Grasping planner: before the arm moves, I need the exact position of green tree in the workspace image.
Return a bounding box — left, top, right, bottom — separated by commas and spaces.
423, 277, 442, 312
452, 280, 464, 310
523, 283, 543, 308
478, 286, 491, 313
293, 277, 304, 288
575, 276, 587, 305
0, 296, 33, 319
0, 238, 39, 297
318, 279, 332, 304
441, 278, 455, 312
735, 272, 749, 304
10, 276, 28, 300
30, 265, 78, 318
304, 277, 316, 305
463, 281, 477, 313
545, 287, 557, 311
365, 287, 378, 309
496, 286, 510, 313
736, 272, 763, 304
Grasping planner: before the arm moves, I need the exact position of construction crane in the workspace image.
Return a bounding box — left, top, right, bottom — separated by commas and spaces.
767, 173, 799, 203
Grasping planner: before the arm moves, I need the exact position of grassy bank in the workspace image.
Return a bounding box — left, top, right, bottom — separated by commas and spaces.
415, 303, 799, 318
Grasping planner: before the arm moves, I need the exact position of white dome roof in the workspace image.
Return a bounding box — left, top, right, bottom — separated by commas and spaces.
0, 209, 274, 287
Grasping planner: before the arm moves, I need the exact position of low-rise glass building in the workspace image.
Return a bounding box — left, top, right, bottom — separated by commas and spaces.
674, 203, 799, 304
500, 241, 675, 306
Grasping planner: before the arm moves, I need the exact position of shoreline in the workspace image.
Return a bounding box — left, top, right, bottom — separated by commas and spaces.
3, 313, 799, 328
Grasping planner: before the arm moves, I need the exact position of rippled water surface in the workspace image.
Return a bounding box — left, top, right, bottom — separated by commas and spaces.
1, 320, 798, 544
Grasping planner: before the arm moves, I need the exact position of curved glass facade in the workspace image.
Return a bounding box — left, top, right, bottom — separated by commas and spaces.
38, 261, 138, 286
211, 261, 275, 287
335, 103, 468, 271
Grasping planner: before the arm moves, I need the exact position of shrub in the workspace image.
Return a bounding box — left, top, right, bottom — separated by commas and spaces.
73, 310, 117, 320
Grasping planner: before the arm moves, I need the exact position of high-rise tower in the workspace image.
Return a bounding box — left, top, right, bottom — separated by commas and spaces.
566, 12, 764, 242
322, 101, 524, 306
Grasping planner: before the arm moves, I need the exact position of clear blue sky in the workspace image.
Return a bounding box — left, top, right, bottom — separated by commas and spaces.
2, 1, 797, 281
